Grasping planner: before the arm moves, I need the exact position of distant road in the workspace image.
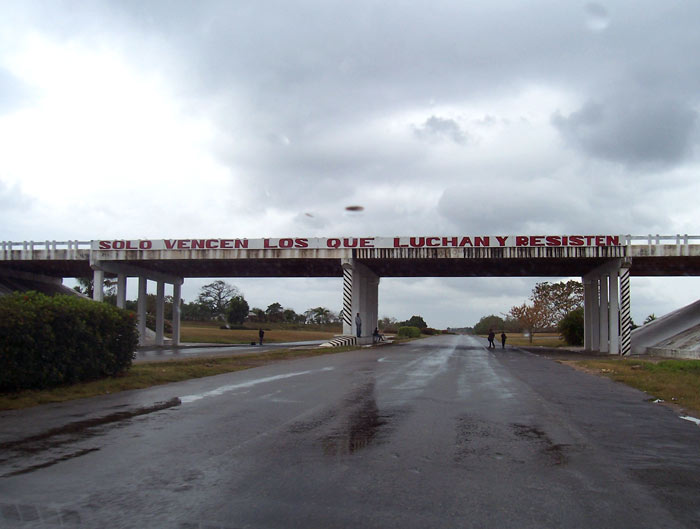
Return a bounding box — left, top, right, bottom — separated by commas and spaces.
2, 335, 700, 528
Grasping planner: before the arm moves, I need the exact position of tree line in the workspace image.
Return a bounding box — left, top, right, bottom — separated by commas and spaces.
473, 280, 585, 344
75, 279, 343, 327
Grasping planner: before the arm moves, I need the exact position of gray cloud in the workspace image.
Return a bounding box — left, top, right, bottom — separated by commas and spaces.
413, 116, 467, 144
552, 97, 698, 168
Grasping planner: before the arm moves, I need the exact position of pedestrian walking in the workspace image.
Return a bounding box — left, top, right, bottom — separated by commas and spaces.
258, 328, 264, 346
501, 332, 507, 349
355, 313, 362, 338
487, 329, 495, 349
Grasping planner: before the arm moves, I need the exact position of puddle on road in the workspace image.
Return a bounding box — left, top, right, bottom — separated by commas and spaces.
3, 448, 101, 477
0, 398, 181, 455
321, 393, 389, 455
287, 379, 403, 456
0, 398, 181, 477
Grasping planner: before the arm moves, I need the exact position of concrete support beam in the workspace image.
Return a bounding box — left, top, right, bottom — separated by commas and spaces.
609, 271, 620, 354
620, 265, 632, 356
341, 259, 380, 343
585, 259, 625, 354
590, 277, 600, 351
583, 278, 594, 352
155, 281, 165, 346
172, 282, 181, 346
137, 277, 147, 346
599, 274, 609, 353
116, 274, 127, 309
92, 268, 104, 302
94, 261, 183, 286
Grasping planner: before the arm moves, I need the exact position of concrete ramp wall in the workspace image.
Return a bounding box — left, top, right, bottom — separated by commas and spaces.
630, 299, 700, 355
0, 276, 83, 298
647, 323, 700, 359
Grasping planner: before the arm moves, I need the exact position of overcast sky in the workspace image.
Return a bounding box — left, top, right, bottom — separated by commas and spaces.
2, 1, 700, 328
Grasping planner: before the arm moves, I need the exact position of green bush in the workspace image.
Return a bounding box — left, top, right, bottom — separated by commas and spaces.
420, 327, 439, 335
146, 313, 173, 334
0, 292, 138, 392
558, 308, 584, 346
398, 326, 421, 338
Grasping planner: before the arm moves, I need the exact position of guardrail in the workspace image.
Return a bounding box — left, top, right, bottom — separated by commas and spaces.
0, 240, 91, 260
623, 234, 700, 257
2, 236, 700, 260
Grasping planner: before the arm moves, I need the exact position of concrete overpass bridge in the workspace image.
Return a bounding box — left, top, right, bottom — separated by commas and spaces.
2, 234, 700, 354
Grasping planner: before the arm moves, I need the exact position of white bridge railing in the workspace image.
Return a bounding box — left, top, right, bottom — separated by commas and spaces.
623, 234, 700, 256
0, 240, 91, 260
1, 235, 700, 260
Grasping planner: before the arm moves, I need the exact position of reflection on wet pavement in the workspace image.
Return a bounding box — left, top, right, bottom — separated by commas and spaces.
0, 398, 181, 477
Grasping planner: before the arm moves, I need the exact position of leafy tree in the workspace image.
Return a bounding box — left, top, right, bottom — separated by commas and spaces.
198, 280, 240, 319
558, 308, 584, 346
304, 306, 338, 324
473, 315, 505, 335
228, 295, 250, 325
378, 316, 398, 330
265, 302, 284, 322
399, 315, 427, 329
73, 276, 117, 299
531, 280, 584, 328
248, 307, 266, 323
283, 308, 299, 323
509, 301, 547, 343
181, 301, 212, 321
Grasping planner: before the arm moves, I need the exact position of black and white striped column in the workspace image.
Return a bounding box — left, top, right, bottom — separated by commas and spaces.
342, 264, 353, 335
620, 266, 631, 356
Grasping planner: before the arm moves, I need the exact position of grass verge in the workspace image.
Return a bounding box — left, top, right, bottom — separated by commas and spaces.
573, 358, 700, 415
180, 324, 338, 344
0, 346, 357, 411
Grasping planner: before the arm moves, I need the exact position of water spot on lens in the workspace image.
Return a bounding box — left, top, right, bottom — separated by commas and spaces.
584, 2, 610, 32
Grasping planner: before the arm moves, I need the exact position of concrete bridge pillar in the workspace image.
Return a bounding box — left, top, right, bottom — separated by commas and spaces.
90, 260, 183, 347
137, 276, 147, 346
583, 259, 630, 354
116, 273, 127, 309
92, 269, 104, 302
156, 281, 165, 346
341, 259, 380, 343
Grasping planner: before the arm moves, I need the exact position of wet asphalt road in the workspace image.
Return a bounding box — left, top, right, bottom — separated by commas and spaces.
1, 335, 700, 529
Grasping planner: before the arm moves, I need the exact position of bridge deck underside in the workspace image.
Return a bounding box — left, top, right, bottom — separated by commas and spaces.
4, 256, 699, 278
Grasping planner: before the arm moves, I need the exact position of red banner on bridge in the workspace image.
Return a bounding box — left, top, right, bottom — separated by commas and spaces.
93, 235, 622, 251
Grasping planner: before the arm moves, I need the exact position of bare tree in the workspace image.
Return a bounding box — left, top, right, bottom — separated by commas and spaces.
197, 280, 240, 319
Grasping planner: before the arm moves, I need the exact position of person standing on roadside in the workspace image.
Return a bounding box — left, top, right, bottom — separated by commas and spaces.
258, 328, 264, 346
487, 329, 495, 349
501, 332, 507, 349
355, 313, 362, 338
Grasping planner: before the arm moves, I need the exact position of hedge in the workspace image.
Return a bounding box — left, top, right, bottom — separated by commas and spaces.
398, 326, 421, 338
0, 291, 138, 392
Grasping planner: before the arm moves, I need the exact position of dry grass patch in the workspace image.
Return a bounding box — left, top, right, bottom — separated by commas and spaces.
0, 346, 357, 411
573, 358, 700, 415
180, 324, 337, 344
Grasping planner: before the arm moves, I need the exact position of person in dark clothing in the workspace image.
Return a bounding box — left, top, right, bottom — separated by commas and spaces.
258, 328, 264, 345
487, 330, 495, 348
501, 332, 507, 349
